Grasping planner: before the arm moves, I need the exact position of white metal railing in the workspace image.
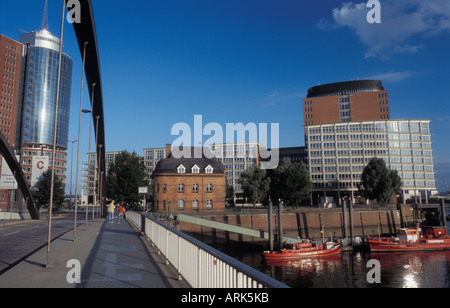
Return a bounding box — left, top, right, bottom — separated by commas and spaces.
126, 211, 289, 288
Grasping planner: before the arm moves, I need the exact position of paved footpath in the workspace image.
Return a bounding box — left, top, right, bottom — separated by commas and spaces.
0, 217, 189, 288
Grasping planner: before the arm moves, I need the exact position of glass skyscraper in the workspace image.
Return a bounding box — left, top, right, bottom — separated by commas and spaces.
19, 29, 72, 150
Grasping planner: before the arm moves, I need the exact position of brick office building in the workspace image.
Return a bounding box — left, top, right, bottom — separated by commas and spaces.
303, 80, 390, 126
152, 147, 226, 213
0, 35, 23, 209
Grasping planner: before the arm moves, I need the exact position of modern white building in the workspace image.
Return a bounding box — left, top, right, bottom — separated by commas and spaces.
305, 120, 437, 206
210, 142, 261, 202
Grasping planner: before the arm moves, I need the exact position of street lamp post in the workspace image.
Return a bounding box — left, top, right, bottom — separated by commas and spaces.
47, 0, 66, 268
82, 82, 95, 219
67, 139, 77, 211
73, 41, 88, 241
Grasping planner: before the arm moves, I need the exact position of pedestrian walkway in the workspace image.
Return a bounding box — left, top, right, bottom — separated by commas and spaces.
0, 217, 190, 288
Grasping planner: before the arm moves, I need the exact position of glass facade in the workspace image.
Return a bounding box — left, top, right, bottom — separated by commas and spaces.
306, 120, 436, 198
21, 43, 72, 149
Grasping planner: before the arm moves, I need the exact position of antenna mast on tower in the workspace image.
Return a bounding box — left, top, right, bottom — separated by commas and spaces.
42, 0, 49, 30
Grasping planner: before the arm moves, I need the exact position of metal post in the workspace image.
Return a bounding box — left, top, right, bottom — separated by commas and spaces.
87, 83, 95, 219
74, 41, 88, 240
278, 200, 283, 248
441, 199, 448, 229
98, 144, 103, 217
342, 198, 347, 240
349, 198, 354, 245
268, 198, 273, 251
94, 116, 100, 215
47, 0, 66, 268
67, 139, 77, 211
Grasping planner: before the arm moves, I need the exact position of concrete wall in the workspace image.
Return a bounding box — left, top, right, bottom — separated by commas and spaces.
0, 212, 32, 220
177, 206, 415, 246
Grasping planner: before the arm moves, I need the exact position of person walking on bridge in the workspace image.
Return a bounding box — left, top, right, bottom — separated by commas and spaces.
108, 200, 116, 223
118, 203, 125, 223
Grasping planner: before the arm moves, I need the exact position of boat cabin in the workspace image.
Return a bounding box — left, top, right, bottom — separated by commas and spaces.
396, 228, 418, 242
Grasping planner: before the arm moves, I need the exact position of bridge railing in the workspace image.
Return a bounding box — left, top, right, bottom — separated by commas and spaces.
126, 211, 288, 288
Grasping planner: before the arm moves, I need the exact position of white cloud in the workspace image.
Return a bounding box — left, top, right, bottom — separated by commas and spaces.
365, 71, 413, 82
326, 0, 450, 58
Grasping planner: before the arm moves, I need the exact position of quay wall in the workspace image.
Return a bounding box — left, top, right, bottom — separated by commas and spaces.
177, 206, 415, 247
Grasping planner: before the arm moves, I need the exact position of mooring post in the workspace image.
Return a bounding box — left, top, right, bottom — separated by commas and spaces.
342, 198, 348, 240
441, 199, 448, 229
349, 198, 354, 245
268, 198, 274, 251
278, 200, 283, 248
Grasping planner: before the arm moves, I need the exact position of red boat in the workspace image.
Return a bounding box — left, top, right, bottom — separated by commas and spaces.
367, 222, 450, 252
263, 241, 341, 261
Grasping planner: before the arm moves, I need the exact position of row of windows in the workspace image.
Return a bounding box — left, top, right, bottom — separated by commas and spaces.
3, 42, 18, 52
156, 183, 214, 193
307, 121, 430, 134
156, 199, 214, 211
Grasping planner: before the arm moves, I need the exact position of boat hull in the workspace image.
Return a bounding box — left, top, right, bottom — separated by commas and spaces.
263, 244, 341, 261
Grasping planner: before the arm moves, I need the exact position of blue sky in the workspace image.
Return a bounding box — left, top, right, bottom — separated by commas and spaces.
1, 0, 450, 192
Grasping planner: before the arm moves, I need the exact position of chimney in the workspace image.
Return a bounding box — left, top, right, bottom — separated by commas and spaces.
165, 144, 171, 158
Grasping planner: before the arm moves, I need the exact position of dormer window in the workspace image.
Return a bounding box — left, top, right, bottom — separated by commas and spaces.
205, 165, 214, 174
177, 164, 186, 173
191, 164, 200, 173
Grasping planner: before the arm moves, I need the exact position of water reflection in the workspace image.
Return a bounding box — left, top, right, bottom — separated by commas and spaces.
220, 244, 450, 288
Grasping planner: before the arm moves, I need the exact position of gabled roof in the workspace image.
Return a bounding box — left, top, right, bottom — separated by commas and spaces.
153, 147, 224, 175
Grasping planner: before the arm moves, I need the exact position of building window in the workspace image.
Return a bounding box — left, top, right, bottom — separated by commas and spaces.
206, 183, 213, 193
163, 184, 166, 193
191, 164, 200, 173
178, 183, 184, 193
178, 199, 184, 210
205, 165, 214, 174
206, 199, 213, 209
177, 164, 186, 173
192, 199, 199, 210
192, 183, 199, 193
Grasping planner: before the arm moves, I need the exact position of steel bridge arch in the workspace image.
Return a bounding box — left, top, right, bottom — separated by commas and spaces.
66, 0, 107, 217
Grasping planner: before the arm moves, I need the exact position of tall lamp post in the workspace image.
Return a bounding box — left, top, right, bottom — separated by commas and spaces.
83, 82, 95, 219
47, 0, 66, 268
67, 139, 77, 211
73, 41, 88, 241
82, 108, 92, 219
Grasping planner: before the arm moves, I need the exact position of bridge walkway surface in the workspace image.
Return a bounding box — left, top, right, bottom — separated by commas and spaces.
0, 217, 189, 288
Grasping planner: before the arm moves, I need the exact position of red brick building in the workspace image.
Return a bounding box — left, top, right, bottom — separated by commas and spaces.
0, 35, 23, 209
303, 80, 390, 126
152, 147, 226, 213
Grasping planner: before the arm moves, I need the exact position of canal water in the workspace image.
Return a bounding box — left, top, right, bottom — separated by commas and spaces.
214, 220, 450, 288
221, 247, 450, 288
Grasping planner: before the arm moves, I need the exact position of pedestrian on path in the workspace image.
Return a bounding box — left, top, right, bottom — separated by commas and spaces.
118, 203, 125, 223
108, 200, 116, 223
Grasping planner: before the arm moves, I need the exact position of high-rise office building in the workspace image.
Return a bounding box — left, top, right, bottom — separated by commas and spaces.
16, 28, 73, 190
0, 35, 24, 209
0, 35, 22, 146
306, 120, 437, 206
18, 28, 73, 149
303, 80, 390, 126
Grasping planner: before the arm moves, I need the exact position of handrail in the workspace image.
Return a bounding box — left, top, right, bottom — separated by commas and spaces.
126, 211, 289, 288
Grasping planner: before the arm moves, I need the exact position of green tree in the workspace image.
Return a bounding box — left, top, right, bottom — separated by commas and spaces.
240, 165, 270, 206
106, 150, 150, 208
359, 157, 403, 206
32, 169, 66, 210
270, 158, 312, 206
